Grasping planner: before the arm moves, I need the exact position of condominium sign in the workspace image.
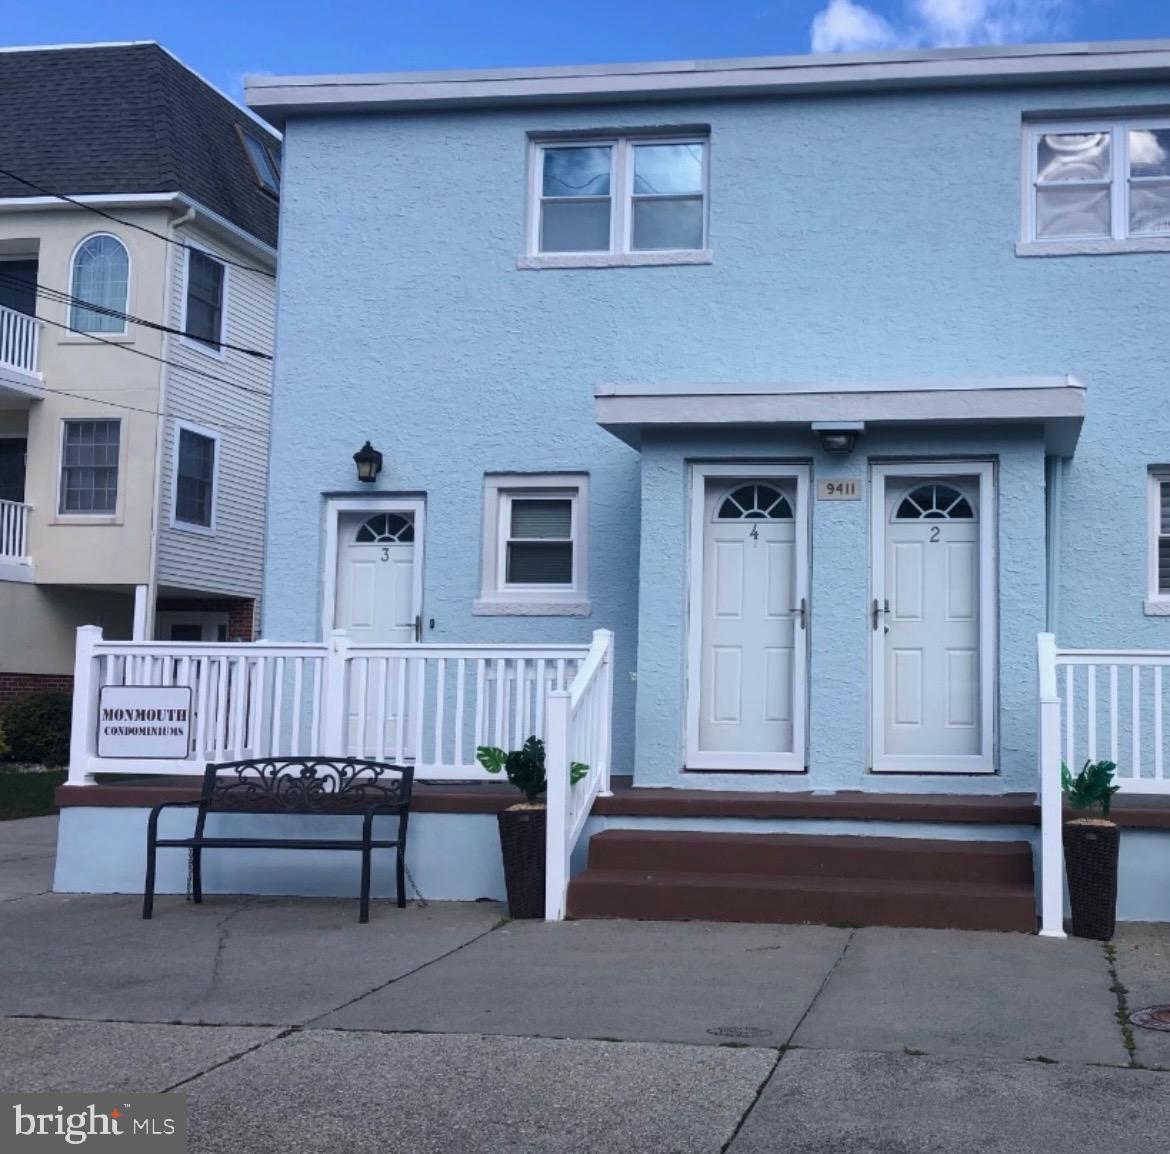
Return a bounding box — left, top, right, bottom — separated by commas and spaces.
97, 686, 192, 758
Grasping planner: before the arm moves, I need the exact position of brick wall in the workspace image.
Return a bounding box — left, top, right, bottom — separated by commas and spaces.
0, 672, 74, 709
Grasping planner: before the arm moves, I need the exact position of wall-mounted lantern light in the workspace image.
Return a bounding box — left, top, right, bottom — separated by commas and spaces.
353, 441, 383, 483
811, 421, 865, 456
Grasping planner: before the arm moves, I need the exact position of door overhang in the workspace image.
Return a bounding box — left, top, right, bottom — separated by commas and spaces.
595, 374, 1085, 457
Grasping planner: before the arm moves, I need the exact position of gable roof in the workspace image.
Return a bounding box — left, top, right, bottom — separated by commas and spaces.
247, 38, 1170, 126
0, 42, 279, 248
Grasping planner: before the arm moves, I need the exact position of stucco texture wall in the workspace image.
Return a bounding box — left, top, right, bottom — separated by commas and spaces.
266, 79, 1170, 789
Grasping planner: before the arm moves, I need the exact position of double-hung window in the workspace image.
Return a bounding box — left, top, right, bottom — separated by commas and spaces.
531, 136, 708, 257
476, 474, 589, 614
59, 419, 119, 514
1026, 119, 1170, 244
184, 250, 226, 350
174, 423, 218, 531
1149, 471, 1170, 607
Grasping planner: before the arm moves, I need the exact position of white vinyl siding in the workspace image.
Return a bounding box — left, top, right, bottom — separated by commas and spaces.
157, 222, 274, 601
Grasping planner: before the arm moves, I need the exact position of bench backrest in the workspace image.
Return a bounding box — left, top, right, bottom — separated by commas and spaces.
199, 758, 414, 816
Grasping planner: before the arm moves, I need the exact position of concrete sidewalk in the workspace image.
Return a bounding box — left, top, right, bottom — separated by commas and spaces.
2, 816, 1168, 1151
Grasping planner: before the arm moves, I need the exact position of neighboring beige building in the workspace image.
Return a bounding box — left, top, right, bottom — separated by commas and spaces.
0, 42, 278, 701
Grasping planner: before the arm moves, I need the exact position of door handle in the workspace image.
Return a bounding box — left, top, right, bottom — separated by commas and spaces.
413, 614, 422, 643
791, 597, 807, 630
872, 598, 890, 631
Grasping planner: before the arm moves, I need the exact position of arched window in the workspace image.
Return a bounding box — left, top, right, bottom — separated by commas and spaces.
894, 484, 975, 521
354, 513, 414, 543
70, 234, 129, 333
715, 483, 793, 521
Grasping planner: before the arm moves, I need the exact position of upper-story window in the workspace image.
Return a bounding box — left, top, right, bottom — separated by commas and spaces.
237, 126, 281, 196
184, 249, 226, 352
59, 419, 120, 514
530, 136, 708, 257
173, 422, 218, 531
1025, 119, 1170, 245
70, 233, 129, 333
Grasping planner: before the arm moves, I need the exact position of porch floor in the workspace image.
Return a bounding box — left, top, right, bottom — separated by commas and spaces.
55, 775, 1170, 828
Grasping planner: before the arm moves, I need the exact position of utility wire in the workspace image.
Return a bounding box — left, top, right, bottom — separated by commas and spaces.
0, 164, 277, 279
0, 270, 273, 361
19, 306, 274, 400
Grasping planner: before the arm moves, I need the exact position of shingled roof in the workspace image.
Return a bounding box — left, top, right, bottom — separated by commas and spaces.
0, 42, 279, 248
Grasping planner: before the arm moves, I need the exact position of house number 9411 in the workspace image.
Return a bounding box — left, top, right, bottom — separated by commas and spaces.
817, 479, 861, 500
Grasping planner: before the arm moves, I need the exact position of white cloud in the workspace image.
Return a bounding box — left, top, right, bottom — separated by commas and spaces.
809, 0, 1071, 53
811, 0, 903, 52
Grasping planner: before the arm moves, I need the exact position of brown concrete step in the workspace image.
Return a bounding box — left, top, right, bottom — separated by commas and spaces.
567, 869, 1037, 932
586, 830, 1035, 886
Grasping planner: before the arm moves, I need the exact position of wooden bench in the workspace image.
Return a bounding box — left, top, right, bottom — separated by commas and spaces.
142, 757, 413, 923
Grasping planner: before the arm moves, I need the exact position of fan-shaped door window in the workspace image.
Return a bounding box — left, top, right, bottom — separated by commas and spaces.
715, 483, 793, 521
354, 512, 414, 543
893, 483, 975, 521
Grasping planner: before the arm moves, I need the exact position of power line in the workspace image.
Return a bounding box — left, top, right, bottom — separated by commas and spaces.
0, 164, 277, 279
0, 270, 273, 361
22, 306, 274, 400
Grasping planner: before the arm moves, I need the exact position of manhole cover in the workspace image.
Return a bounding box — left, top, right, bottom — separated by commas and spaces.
1130, 1005, 1170, 1033
706, 1026, 772, 1039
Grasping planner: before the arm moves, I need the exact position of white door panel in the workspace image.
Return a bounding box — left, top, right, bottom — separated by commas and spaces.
872, 469, 994, 773
689, 472, 809, 771
334, 510, 422, 758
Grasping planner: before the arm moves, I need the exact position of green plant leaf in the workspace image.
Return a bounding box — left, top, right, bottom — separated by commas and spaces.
570, 762, 589, 785
475, 746, 507, 775
1063, 759, 1120, 816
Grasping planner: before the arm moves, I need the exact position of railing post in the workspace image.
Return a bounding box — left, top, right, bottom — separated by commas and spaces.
68, 625, 103, 785
1037, 632, 1067, 939
595, 629, 615, 798
323, 629, 351, 754
544, 689, 571, 921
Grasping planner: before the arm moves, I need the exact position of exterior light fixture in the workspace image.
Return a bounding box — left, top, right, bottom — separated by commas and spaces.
353, 441, 383, 483
811, 422, 865, 456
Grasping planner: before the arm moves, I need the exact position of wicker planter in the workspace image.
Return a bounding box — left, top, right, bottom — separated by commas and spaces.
497, 804, 546, 919
1063, 819, 1120, 941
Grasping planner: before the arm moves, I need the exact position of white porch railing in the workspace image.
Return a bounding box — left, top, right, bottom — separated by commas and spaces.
68, 626, 596, 785
1037, 632, 1170, 937
0, 499, 31, 562
0, 304, 43, 377
544, 628, 615, 920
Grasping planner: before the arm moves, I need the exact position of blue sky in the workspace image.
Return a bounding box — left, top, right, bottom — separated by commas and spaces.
5, 1, 1170, 98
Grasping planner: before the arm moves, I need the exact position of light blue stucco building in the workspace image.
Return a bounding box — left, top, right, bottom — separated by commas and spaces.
247, 41, 1170, 806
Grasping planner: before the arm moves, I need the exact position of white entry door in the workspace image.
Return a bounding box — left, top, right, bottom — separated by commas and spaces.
687, 467, 809, 771
871, 464, 995, 773
334, 506, 425, 757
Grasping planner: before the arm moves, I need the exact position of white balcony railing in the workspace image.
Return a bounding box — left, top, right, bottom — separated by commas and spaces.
0, 499, 31, 563
0, 305, 43, 377
1037, 632, 1170, 937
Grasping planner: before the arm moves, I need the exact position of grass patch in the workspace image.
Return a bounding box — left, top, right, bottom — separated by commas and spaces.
0, 769, 66, 820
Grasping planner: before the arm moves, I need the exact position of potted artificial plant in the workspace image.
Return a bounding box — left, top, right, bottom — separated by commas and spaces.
476, 736, 586, 919
1062, 759, 1121, 941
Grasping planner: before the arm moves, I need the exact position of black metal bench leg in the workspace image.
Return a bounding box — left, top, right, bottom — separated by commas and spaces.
192, 847, 203, 904
396, 846, 406, 909
359, 845, 372, 924
142, 839, 157, 920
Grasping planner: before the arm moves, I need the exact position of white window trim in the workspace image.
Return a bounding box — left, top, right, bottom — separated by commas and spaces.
68, 231, 131, 336
524, 134, 710, 266
54, 416, 123, 523
1020, 117, 1170, 255
1146, 470, 1170, 613
179, 245, 230, 360
475, 473, 590, 616
170, 419, 220, 536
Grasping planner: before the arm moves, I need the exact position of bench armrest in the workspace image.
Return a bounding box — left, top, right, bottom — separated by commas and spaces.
146, 799, 206, 844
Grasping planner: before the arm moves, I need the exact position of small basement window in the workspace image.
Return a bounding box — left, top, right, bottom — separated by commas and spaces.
476, 474, 590, 615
